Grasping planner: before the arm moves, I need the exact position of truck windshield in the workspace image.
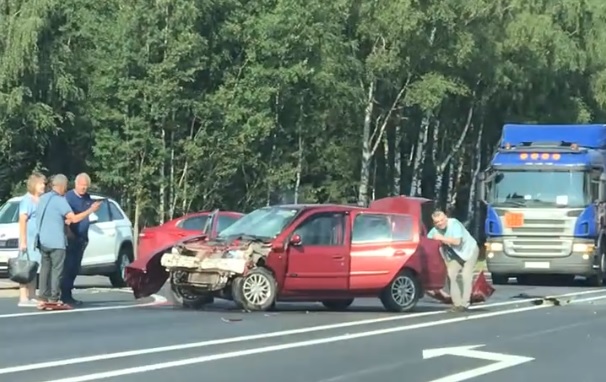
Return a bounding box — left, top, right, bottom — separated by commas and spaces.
487, 170, 591, 208
217, 206, 300, 240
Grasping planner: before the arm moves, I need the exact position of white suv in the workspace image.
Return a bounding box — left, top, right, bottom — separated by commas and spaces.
0, 194, 134, 287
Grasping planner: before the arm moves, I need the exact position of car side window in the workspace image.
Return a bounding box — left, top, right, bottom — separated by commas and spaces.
352, 214, 392, 243
391, 214, 414, 241
181, 216, 208, 231
108, 201, 126, 221
217, 215, 240, 233
292, 213, 345, 246
94, 201, 111, 223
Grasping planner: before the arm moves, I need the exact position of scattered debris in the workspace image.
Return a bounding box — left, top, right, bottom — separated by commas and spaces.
221, 317, 243, 323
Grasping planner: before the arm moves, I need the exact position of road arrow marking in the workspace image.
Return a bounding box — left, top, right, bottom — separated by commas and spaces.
422, 344, 534, 382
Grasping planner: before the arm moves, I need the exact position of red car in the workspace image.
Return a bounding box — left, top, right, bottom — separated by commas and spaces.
137, 210, 243, 258
130, 197, 448, 312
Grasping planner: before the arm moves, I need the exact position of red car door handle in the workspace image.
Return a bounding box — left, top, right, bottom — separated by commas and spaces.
332, 255, 344, 260
394, 251, 406, 256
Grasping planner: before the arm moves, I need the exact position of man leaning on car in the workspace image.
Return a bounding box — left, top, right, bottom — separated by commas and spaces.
427, 210, 479, 312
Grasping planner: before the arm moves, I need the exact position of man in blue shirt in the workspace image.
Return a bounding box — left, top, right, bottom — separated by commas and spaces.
427, 210, 479, 312
63, 173, 96, 305
36, 174, 100, 306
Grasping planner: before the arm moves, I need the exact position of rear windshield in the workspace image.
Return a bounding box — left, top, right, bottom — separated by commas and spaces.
0, 201, 20, 224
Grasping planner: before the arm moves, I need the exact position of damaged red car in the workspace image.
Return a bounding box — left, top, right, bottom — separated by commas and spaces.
130, 197, 449, 312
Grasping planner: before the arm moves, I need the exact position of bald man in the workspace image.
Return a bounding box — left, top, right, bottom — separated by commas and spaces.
62, 173, 97, 305
36, 174, 100, 306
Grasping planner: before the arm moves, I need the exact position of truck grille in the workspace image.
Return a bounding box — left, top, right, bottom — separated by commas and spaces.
496, 208, 578, 258
0, 239, 18, 249
504, 238, 572, 258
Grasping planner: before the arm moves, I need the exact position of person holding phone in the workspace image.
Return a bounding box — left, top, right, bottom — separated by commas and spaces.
36, 174, 100, 307
62, 173, 98, 305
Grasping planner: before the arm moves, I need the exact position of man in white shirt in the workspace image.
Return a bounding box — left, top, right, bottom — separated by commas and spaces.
427, 210, 479, 312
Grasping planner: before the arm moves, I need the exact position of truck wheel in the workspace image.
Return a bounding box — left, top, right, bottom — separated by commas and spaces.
237, 267, 277, 311
321, 299, 354, 311
169, 279, 214, 309
380, 269, 421, 313
587, 254, 605, 287
491, 274, 509, 285
109, 247, 132, 288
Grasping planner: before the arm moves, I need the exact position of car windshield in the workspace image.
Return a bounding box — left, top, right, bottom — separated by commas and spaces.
0, 201, 20, 224
217, 206, 300, 240
486, 170, 591, 208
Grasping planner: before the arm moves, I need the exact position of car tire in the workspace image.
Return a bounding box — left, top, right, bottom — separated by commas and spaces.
380, 269, 421, 313
235, 267, 277, 311
491, 274, 509, 285
231, 276, 245, 309
169, 278, 214, 309
321, 299, 354, 311
109, 246, 133, 288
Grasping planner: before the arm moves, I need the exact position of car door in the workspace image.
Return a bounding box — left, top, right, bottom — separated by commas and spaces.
283, 211, 349, 291
82, 201, 117, 267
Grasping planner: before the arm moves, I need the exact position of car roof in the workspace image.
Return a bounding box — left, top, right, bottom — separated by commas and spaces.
271, 203, 368, 212
6, 193, 116, 203
162, 210, 244, 226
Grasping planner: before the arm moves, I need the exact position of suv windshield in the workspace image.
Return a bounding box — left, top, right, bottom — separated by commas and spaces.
0, 201, 20, 224
487, 170, 591, 208
217, 206, 300, 240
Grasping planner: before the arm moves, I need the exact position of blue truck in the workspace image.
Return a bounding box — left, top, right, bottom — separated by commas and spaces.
478, 124, 606, 286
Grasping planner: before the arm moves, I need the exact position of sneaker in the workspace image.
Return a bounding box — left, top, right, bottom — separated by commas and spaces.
18, 300, 38, 308
448, 305, 467, 313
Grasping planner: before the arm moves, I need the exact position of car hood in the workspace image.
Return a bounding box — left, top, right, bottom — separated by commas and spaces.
0, 223, 19, 239
126, 233, 209, 298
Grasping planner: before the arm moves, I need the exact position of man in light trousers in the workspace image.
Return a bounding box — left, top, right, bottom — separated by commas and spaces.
427, 210, 479, 312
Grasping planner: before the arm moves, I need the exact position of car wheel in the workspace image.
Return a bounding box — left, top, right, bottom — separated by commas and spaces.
491, 274, 509, 285
380, 269, 421, 313
109, 246, 132, 288
236, 267, 277, 311
321, 299, 354, 311
169, 278, 214, 309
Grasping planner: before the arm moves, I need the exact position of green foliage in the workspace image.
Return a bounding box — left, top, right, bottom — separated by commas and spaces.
0, 0, 605, 224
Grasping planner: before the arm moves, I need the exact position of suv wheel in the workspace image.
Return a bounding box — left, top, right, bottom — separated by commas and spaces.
109, 247, 132, 288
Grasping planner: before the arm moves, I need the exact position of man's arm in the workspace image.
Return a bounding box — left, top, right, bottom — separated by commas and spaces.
60, 198, 92, 224
441, 219, 463, 246
427, 227, 437, 239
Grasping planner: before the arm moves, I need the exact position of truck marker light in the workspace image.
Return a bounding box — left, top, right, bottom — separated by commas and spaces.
552, 153, 561, 160
530, 153, 539, 160
520, 153, 528, 160
541, 153, 549, 159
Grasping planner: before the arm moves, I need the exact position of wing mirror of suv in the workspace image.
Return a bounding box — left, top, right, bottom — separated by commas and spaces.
289, 234, 302, 246
89, 212, 99, 223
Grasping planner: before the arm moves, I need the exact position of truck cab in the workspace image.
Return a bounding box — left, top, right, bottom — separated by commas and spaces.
478, 124, 606, 285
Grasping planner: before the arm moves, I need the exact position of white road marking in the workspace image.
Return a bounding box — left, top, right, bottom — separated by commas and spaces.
422, 345, 534, 382
0, 291, 167, 319
36, 293, 606, 382
0, 288, 603, 376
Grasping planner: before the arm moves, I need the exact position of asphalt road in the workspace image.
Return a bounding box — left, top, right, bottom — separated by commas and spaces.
1, 277, 606, 382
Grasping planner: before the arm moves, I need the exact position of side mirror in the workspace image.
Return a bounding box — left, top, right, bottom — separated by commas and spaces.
477, 172, 486, 202
289, 234, 302, 246
89, 213, 99, 223
600, 174, 606, 201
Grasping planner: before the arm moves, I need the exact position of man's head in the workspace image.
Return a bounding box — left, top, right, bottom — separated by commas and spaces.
51, 174, 69, 195
431, 210, 449, 230
74, 173, 91, 196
